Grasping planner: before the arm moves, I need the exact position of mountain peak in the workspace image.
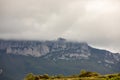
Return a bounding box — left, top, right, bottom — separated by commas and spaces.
0, 39, 120, 80
57, 37, 66, 42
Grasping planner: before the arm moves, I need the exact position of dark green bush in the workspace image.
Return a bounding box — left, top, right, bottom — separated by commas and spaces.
24, 73, 35, 80
56, 74, 64, 78
79, 71, 100, 77
42, 74, 49, 79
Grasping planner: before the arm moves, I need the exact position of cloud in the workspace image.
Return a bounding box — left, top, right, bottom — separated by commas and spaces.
0, 0, 120, 52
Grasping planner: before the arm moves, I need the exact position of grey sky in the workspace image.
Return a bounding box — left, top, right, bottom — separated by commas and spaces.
0, 0, 120, 53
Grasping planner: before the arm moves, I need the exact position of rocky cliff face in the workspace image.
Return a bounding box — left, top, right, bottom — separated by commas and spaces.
0, 40, 50, 57
0, 38, 120, 62
0, 38, 90, 58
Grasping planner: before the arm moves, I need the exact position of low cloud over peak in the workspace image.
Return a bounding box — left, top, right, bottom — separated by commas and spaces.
0, 0, 120, 53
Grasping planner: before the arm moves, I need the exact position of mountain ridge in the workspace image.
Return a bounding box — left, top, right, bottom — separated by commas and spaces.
0, 38, 119, 57
0, 38, 120, 80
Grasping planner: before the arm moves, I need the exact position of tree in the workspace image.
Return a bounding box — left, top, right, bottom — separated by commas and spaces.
56, 74, 64, 78
24, 73, 35, 80
42, 74, 49, 79
80, 69, 86, 75
79, 71, 100, 77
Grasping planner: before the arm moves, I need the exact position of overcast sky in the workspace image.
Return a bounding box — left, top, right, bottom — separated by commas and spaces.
0, 0, 120, 53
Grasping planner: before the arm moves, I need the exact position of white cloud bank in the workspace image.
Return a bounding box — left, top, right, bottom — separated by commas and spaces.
0, 0, 120, 52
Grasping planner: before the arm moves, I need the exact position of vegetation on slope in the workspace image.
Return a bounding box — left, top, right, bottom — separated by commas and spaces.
24, 70, 120, 80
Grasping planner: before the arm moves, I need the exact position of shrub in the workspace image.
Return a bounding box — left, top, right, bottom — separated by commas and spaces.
79, 71, 100, 77
108, 77, 120, 80
24, 73, 35, 80
38, 74, 50, 79
118, 73, 120, 76
56, 74, 64, 78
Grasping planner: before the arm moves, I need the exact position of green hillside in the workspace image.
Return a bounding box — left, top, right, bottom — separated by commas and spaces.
0, 53, 120, 80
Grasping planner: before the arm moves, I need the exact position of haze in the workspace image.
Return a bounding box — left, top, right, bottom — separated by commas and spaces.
0, 0, 120, 53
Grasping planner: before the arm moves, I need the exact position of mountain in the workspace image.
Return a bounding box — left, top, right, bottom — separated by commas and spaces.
0, 38, 120, 80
